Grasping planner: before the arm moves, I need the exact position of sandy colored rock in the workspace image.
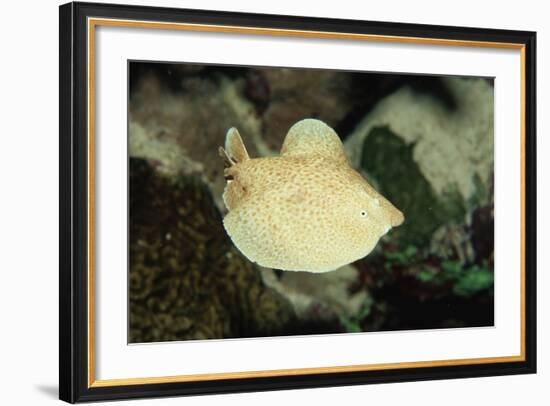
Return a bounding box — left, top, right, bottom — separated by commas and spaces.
129, 73, 263, 210
261, 265, 369, 322
345, 77, 494, 201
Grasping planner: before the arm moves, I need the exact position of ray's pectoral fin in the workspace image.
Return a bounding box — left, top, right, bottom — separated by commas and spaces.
280, 118, 347, 162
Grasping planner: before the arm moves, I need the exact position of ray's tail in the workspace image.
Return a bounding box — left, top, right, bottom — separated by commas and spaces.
219, 128, 250, 211
218, 127, 250, 169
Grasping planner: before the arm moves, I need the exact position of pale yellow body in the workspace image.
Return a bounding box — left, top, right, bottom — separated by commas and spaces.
221, 119, 404, 273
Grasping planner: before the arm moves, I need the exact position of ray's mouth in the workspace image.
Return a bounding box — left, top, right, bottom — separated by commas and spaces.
390, 209, 405, 227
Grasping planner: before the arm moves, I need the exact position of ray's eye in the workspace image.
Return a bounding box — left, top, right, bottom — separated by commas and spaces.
360, 211, 368, 218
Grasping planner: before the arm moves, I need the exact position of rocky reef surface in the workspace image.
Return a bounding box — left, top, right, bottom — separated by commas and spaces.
129, 62, 495, 342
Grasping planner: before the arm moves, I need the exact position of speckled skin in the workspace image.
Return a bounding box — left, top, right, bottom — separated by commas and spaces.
222, 119, 404, 273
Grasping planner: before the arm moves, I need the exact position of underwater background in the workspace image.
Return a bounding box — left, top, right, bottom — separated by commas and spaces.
128, 61, 494, 343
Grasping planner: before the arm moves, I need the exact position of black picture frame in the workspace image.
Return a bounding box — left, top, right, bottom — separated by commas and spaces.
59, 1, 537, 403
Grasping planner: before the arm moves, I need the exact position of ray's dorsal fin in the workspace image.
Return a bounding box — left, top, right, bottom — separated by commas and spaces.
280, 118, 347, 162
224, 127, 250, 164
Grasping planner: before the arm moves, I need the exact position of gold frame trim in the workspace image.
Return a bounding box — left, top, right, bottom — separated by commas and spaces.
87, 17, 527, 388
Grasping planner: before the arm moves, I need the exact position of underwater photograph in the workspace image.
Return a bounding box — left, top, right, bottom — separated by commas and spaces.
128, 61, 495, 343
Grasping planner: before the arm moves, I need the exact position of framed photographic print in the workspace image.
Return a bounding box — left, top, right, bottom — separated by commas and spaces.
59, 1, 537, 403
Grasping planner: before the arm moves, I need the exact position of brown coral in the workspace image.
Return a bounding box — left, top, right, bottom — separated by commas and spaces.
129, 158, 296, 342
